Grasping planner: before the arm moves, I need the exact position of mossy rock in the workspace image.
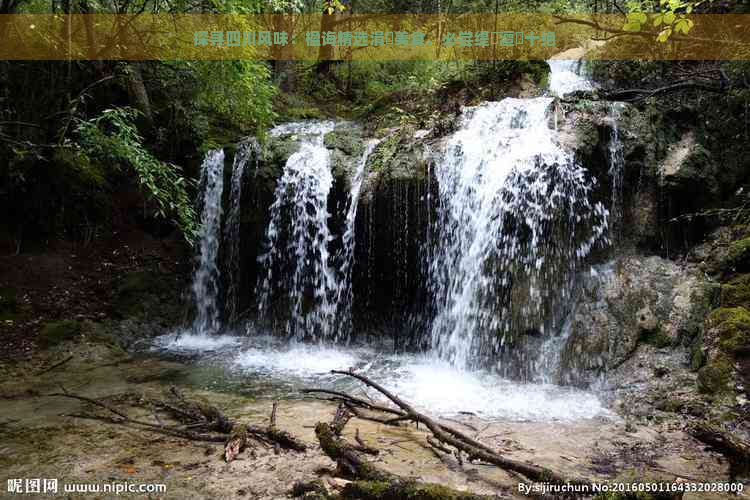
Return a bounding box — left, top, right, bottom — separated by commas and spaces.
264, 133, 301, 166
324, 128, 364, 157
720, 273, 750, 308
707, 306, 750, 353
723, 237, 750, 273
367, 128, 426, 183
37, 320, 81, 348
690, 336, 706, 371
697, 354, 735, 395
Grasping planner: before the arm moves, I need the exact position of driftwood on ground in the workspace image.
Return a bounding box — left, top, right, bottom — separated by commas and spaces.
49, 385, 307, 462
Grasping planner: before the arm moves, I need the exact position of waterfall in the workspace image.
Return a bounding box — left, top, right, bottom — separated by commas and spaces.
547, 59, 593, 96
428, 97, 609, 375
190, 149, 225, 335
224, 139, 259, 323
255, 121, 338, 341
335, 140, 379, 337
608, 103, 625, 237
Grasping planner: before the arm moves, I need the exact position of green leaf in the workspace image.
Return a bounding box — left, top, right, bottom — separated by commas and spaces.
624, 21, 642, 31
663, 11, 676, 24
653, 14, 663, 26
657, 27, 673, 41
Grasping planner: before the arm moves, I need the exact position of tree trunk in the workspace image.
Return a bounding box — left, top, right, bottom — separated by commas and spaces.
124, 62, 154, 127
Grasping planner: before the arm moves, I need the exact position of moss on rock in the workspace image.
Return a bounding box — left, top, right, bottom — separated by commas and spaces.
707, 306, 750, 353
720, 273, 750, 308
724, 236, 750, 273
690, 336, 706, 371
639, 327, 672, 348
367, 128, 426, 182
697, 354, 735, 395
324, 128, 364, 157
37, 320, 81, 348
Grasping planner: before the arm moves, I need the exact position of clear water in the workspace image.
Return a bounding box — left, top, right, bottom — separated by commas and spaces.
148, 334, 612, 422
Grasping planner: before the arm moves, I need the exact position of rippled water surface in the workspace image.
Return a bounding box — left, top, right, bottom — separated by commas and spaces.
147, 333, 611, 422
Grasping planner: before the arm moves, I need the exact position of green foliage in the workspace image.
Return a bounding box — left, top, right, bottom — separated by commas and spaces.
624, 0, 702, 42
187, 61, 277, 134
75, 107, 198, 243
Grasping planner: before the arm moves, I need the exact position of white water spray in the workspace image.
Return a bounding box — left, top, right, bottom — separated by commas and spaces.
335, 140, 379, 336
428, 95, 609, 374
256, 121, 338, 341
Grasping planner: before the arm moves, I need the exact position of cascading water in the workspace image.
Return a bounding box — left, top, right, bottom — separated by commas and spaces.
255, 121, 339, 341
190, 149, 225, 336
335, 140, 379, 336
608, 103, 625, 238
153, 64, 616, 422
547, 59, 594, 96
428, 73, 609, 377
224, 139, 259, 323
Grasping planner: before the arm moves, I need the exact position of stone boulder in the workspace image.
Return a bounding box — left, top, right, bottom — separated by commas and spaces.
559, 255, 715, 388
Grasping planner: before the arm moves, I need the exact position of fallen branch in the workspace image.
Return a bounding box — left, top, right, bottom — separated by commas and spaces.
49, 387, 307, 460
326, 370, 592, 487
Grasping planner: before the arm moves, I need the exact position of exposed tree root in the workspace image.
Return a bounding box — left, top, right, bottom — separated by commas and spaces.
49, 386, 307, 462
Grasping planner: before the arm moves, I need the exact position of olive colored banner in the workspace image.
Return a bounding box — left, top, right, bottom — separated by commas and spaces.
0, 14, 748, 60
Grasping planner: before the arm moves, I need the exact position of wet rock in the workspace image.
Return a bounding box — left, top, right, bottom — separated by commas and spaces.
560, 255, 713, 387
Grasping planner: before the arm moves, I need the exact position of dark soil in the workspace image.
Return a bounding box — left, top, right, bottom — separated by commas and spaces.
0, 227, 190, 361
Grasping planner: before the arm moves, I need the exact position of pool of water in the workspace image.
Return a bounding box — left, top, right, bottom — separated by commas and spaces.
145, 331, 612, 422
